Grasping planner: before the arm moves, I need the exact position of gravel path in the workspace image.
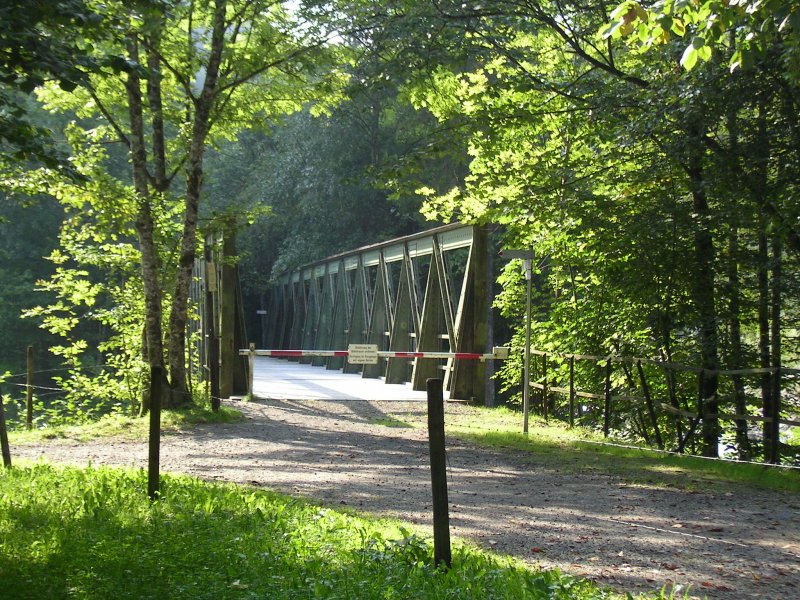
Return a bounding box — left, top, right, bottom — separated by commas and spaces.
11, 398, 800, 599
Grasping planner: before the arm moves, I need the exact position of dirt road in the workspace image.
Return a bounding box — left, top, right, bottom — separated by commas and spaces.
11, 398, 800, 599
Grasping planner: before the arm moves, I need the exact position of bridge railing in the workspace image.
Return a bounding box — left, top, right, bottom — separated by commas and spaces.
262, 223, 495, 404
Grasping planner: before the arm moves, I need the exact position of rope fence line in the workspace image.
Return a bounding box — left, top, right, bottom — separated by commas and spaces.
4, 382, 69, 394
528, 349, 800, 377
576, 439, 800, 470
4, 364, 111, 379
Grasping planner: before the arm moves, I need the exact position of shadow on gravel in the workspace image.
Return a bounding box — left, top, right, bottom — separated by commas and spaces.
168, 398, 800, 600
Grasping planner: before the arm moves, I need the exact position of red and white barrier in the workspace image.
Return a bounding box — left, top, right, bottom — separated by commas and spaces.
237, 346, 510, 362
237, 345, 509, 398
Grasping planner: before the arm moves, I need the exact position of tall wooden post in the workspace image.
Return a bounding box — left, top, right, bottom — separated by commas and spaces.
568, 356, 575, 427
427, 378, 451, 569
603, 361, 612, 437
219, 226, 237, 399
205, 242, 220, 411
769, 367, 781, 464
147, 365, 163, 501
542, 353, 549, 421
26, 345, 33, 430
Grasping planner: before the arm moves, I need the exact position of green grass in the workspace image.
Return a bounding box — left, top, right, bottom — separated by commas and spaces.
8, 404, 243, 444
0, 463, 632, 600
389, 405, 800, 494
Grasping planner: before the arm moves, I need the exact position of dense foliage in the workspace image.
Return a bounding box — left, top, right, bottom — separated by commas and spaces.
0, 1, 798, 461
317, 0, 799, 461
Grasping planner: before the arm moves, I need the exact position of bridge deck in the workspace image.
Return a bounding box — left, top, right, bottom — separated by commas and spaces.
251, 356, 445, 401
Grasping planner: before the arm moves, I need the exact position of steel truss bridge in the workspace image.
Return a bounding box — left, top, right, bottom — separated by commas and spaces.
193, 223, 495, 404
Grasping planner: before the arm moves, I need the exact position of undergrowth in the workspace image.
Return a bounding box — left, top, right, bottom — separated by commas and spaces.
0, 463, 636, 599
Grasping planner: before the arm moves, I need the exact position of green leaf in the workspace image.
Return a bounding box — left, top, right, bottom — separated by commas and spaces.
681, 45, 699, 69
671, 18, 686, 37
696, 45, 712, 61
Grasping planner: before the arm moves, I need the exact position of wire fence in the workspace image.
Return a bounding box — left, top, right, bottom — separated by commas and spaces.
523, 348, 799, 465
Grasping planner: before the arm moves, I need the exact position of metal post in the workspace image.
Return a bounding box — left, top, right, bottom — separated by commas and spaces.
248, 342, 255, 400
522, 257, 532, 434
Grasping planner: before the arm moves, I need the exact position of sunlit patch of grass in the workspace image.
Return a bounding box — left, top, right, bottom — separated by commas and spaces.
0, 463, 645, 599
8, 404, 243, 445
386, 404, 800, 494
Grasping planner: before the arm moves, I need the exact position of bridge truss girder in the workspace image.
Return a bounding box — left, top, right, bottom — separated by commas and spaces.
265, 223, 493, 403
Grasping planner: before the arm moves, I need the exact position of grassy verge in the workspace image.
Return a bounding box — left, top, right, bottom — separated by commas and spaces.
386, 405, 800, 494
7, 404, 243, 445
0, 463, 633, 600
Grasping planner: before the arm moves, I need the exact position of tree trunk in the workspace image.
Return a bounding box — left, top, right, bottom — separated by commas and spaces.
758, 221, 773, 455
724, 102, 750, 460
769, 233, 782, 463
727, 227, 751, 460
752, 101, 774, 459
166, 0, 227, 406
125, 34, 169, 414
686, 124, 720, 457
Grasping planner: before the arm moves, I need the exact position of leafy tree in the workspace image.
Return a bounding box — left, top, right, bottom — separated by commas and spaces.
0, 0, 122, 170
334, 0, 800, 459
21, 0, 341, 409
604, 0, 800, 78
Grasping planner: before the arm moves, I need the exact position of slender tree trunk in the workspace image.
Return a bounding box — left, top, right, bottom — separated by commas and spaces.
758, 220, 773, 454
724, 101, 750, 459
752, 101, 774, 458
145, 22, 167, 191
686, 124, 720, 457
727, 227, 750, 460
769, 233, 782, 463
166, 0, 227, 404
125, 34, 168, 414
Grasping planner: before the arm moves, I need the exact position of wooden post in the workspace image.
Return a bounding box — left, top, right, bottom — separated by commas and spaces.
148, 365, 163, 501
205, 245, 221, 412
26, 345, 33, 430
542, 353, 549, 422
0, 387, 11, 468
568, 355, 575, 427
769, 367, 781, 464
603, 361, 612, 437
219, 227, 237, 399
248, 342, 255, 400
636, 360, 664, 449
426, 378, 451, 569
